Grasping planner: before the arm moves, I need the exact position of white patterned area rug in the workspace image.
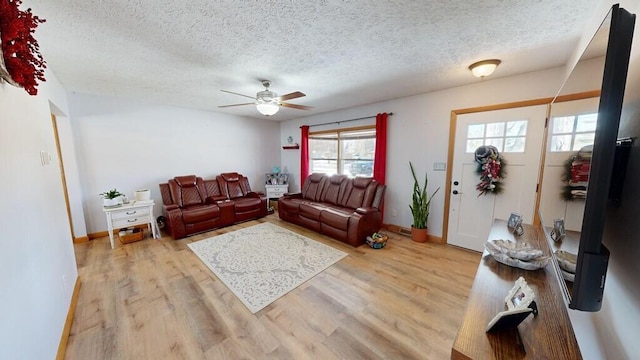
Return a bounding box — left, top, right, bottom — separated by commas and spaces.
187, 222, 348, 313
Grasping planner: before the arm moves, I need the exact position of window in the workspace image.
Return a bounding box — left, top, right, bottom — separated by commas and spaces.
465, 120, 528, 153
550, 113, 597, 152
309, 127, 376, 177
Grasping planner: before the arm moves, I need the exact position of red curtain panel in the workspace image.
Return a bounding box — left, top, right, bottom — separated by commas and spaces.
300, 125, 310, 186
374, 113, 387, 184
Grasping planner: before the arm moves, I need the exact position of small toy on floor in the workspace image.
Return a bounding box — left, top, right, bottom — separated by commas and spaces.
366, 232, 389, 249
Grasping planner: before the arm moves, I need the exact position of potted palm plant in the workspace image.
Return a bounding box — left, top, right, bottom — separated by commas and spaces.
409, 162, 440, 242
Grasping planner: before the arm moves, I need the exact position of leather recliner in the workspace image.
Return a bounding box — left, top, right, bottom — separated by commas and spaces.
216, 172, 267, 223
159, 173, 267, 240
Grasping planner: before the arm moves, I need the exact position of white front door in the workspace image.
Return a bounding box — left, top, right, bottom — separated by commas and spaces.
447, 105, 547, 252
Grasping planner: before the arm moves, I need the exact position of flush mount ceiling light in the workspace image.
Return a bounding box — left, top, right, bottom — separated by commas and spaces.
469, 59, 502, 78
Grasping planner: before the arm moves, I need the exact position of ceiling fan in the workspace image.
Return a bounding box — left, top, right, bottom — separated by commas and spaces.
218, 80, 312, 116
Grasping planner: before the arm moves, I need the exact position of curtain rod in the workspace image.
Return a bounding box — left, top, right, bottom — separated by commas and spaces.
303, 112, 393, 128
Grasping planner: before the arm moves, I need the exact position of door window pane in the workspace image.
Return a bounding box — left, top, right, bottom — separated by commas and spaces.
486, 122, 505, 137
573, 133, 596, 151
467, 124, 485, 138
551, 135, 572, 152
466, 139, 484, 153
485, 138, 504, 151
576, 114, 598, 132
506, 120, 527, 136
505, 137, 526, 152
553, 116, 575, 134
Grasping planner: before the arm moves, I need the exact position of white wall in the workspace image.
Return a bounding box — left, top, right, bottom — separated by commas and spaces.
67, 93, 281, 234
0, 72, 78, 358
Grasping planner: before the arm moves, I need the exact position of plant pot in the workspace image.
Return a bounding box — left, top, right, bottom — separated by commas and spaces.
135, 189, 150, 201
103, 197, 120, 207
411, 226, 428, 243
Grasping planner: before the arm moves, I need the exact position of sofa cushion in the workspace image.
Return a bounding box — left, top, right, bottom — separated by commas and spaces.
320, 174, 348, 205
299, 202, 326, 220
174, 175, 197, 187
182, 204, 220, 224
320, 208, 351, 231
301, 173, 327, 201
232, 197, 261, 212
169, 175, 206, 207
279, 197, 304, 212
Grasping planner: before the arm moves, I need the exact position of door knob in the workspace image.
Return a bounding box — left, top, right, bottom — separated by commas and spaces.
453, 181, 459, 186
453, 190, 460, 195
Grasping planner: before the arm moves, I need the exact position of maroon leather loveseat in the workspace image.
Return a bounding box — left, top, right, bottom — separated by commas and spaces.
159, 173, 267, 239
278, 173, 386, 246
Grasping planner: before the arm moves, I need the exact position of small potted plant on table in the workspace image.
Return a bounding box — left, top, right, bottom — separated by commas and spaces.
100, 188, 124, 207
409, 162, 439, 243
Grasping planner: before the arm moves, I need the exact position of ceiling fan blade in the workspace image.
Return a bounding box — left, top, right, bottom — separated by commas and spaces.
218, 103, 255, 108
279, 91, 306, 101
220, 89, 256, 100
280, 102, 313, 110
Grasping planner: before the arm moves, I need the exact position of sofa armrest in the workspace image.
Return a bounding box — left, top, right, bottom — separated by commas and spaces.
355, 207, 378, 215
245, 191, 264, 199
282, 192, 302, 199
206, 195, 227, 204
163, 204, 179, 211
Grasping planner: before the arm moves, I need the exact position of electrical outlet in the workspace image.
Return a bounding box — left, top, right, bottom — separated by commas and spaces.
433, 162, 446, 171
391, 209, 397, 217
40, 150, 52, 166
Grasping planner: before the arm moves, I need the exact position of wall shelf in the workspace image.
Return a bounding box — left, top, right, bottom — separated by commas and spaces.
282, 145, 300, 150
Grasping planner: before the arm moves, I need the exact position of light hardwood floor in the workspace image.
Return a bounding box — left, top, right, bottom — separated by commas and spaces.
66, 214, 481, 360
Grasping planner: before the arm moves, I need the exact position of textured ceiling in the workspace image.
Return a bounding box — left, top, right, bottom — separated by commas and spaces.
26, 0, 597, 121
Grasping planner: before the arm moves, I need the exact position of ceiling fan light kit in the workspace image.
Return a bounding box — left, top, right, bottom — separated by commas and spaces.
256, 101, 279, 116
219, 79, 312, 116
469, 59, 501, 78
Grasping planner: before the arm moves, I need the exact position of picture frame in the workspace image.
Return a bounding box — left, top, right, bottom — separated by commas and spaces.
486, 276, 538, 332
550, 218, 566, 242
507, 213, 522, 235
505, 276, 537, 312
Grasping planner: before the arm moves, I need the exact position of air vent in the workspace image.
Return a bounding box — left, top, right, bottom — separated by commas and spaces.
385, 224, 412, 237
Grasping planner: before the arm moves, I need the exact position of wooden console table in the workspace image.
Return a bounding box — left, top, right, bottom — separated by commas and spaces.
451, 219, 582, 359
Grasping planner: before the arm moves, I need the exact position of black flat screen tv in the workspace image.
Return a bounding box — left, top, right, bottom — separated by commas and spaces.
569, 4, 635, 311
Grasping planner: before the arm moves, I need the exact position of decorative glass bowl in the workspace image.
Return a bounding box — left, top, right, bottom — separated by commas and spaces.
485, 239, 549, 270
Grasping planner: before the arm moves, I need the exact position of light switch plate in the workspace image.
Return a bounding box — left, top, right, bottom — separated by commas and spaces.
433, 162, 446, 171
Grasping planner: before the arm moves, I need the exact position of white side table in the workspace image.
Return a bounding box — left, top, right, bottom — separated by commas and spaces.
103, 200, 159, 249
265, 184, 289, 210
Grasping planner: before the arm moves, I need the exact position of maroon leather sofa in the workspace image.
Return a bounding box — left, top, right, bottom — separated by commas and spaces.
278, 173, 386, 246
159, 173, 267, 239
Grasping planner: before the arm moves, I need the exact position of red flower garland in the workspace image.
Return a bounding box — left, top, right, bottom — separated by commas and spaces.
0, 0, 46, 95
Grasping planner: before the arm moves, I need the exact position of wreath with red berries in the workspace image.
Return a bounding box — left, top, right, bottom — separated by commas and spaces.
474, 145, 507, 196
0, 0, 46, 95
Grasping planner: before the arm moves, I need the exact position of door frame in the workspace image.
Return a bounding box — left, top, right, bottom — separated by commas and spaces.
442, 91, 600, 244
51, 113, 76, 242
